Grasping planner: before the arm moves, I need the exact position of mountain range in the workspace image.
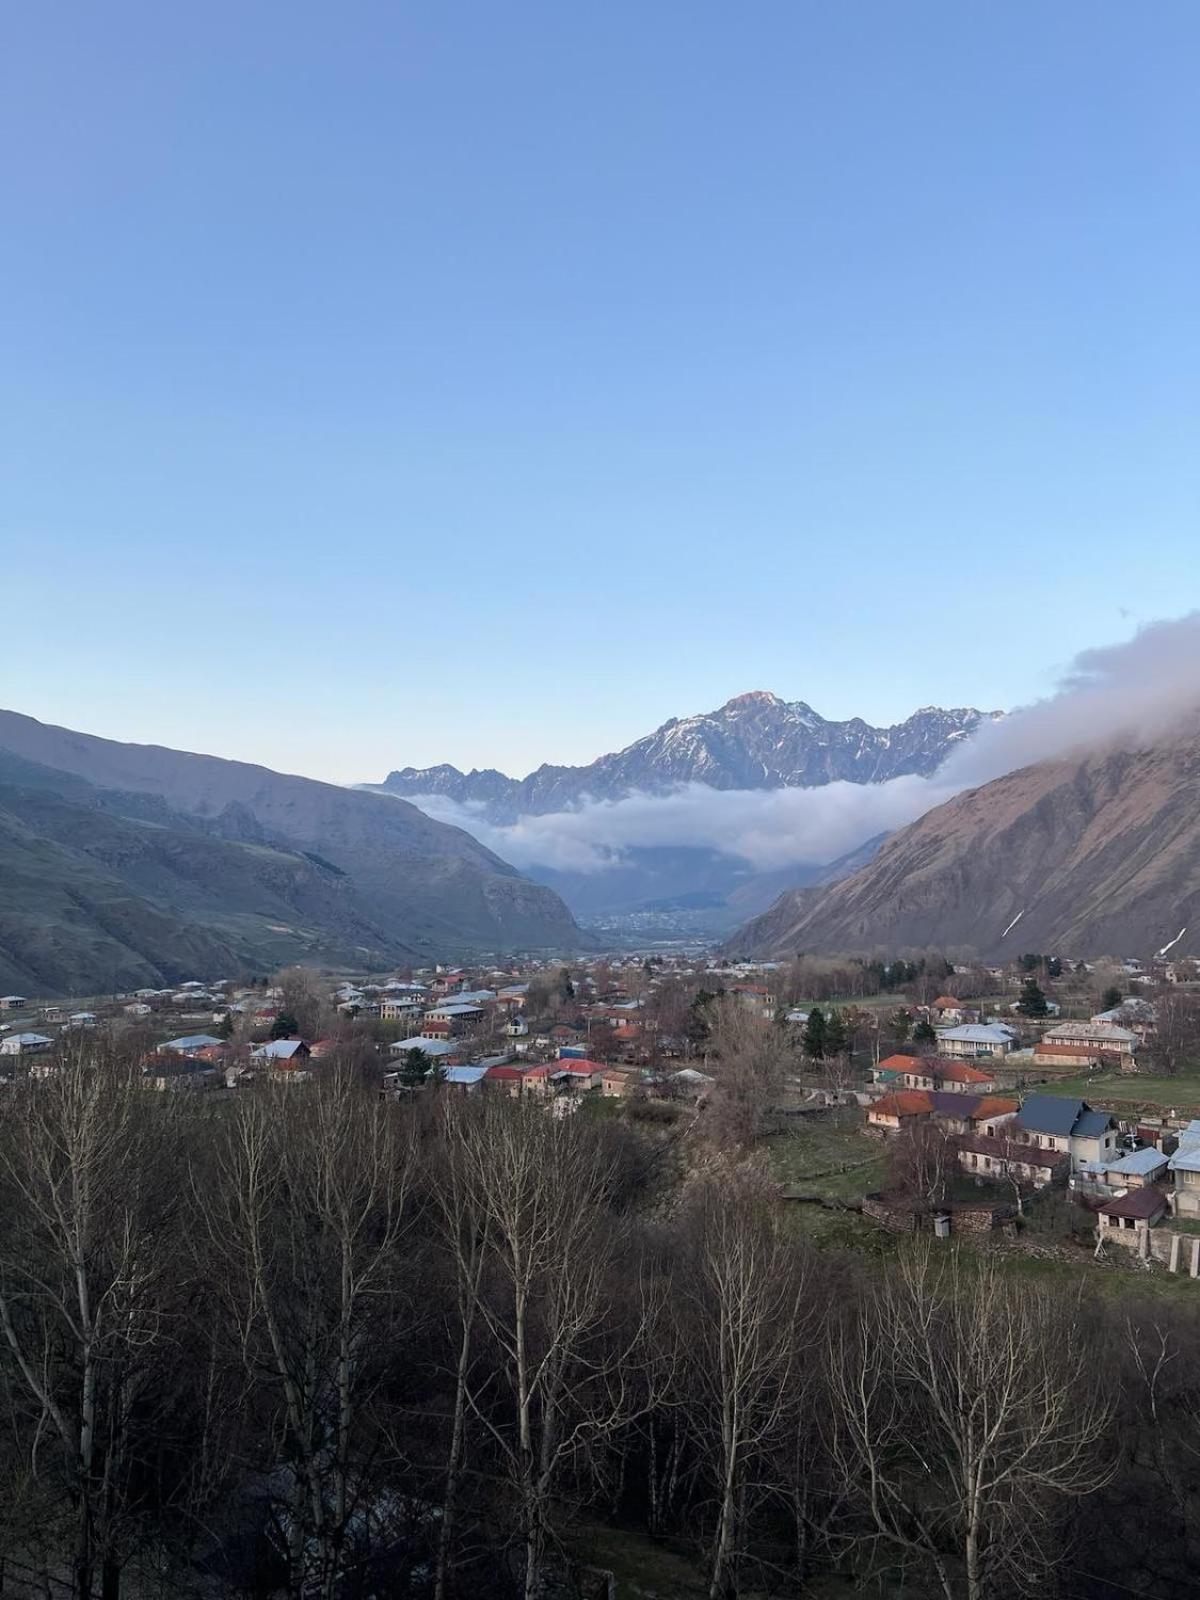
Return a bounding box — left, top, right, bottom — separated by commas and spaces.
726, 728, 1200, 961
0, 710, 581, 996
369, 694, 998, 929
376, 692, 998, 817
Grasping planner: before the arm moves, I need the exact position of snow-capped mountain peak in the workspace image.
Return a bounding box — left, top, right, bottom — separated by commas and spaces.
372, 695, 1001, 821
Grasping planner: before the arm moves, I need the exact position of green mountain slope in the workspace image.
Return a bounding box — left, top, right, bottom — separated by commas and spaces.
0, 718, 582, 995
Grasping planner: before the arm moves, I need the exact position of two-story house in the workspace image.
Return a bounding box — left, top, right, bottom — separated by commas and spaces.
935, 1023, 1018, 1060
1014, 1094, 1120, 1174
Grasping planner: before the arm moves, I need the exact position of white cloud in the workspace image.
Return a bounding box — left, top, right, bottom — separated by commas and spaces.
407, 613, 1200, 877
410, 774, 959, 874
942, 611, 1200, 787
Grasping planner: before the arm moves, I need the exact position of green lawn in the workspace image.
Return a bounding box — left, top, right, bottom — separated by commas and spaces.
1031, 1067, 1200, 1115
764, 1108, 886, 1200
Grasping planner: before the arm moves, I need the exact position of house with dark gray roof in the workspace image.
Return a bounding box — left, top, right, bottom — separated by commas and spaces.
1015, 1094, 1120, 1173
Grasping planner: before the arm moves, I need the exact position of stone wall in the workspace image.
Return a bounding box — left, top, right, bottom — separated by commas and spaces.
951, 1202, 1017, 1236
861, 1194, 918, 1233
860, 1194, 1015, 1237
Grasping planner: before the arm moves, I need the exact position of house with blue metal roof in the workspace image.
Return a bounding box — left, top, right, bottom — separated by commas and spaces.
1016, 1094, 1120, 1173
156, 1033, 225, 1056
1101, 1145, 1169, 1187
1168, 1124, 1200, 1218
443, 1064, 489, 1093
936, 1022, 1018, 1059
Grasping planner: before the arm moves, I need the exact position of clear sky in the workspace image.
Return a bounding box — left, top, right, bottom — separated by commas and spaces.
3, 2, 1198, 784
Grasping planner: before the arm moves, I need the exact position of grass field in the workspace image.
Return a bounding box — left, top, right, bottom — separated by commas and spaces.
764, 1108, 886, 1200
761, 1106, 1200, 1298
1032, 1065, 1200, 1115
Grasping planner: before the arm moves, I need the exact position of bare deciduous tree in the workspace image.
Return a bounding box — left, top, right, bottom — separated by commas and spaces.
1151, 988, 1200, 1077
884, 1122, 957, 1214
453, 1095, 656, 1600
827, 1245, 1112, 1600
196, 1066, 414, 1599
705, 1000, 788, 1148
0, 1042, 181, 1600
679, 1166, 812, 1600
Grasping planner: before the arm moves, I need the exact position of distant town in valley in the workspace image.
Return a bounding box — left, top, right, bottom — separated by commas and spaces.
6, 939, 1200, 1257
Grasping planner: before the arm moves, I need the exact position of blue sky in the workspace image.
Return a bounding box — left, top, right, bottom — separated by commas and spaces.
3, 1, 1197, 783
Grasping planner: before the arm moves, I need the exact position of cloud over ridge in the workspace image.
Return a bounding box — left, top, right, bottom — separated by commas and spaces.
406, 613, 1200, 877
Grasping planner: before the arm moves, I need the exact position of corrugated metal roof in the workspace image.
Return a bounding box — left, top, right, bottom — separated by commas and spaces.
445, 1065, 489, 1085
938, 1023, 1015, 1043
388, 1035, 459, 1057
1105, 1147, 1168, 1177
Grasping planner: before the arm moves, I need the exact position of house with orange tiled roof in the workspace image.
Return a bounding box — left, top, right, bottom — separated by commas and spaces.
867, 1090, 933, 1135
868, 1086, 1019, 1141
969, 1095, 1020, 1133
879, 1055, 997, 1095
873, 1052, 921, 1086
600, 1065, 641, 1097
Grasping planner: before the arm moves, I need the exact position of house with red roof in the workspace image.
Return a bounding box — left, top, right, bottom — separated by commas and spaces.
484, 1063, 527, 1097
551, 1058, 604, 1091
877, 1055, 996, 1095
867, 1090, 934, 1135
1097, 1185, 1167, 1248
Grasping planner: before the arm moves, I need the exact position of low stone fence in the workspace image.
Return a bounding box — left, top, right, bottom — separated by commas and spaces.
860, 1193, 1016, 1238
862, 1194, 919, 1233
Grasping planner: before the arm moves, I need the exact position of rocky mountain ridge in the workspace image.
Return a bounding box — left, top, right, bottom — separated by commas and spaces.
375, 692, 1000, 820
725, 731, 1200, 961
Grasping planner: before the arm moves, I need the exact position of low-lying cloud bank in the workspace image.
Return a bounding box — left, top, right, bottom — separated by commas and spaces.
412, 773, 960, 875
409, 613, 1200, 877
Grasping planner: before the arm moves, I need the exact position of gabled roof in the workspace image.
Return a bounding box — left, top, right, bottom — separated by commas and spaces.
971, 1096, 1020, 1121
871, 1090, 933, 1118
957, 1133, 1067, 1170
929, 1090, 980, 1118
935, 1061, 996, 1085
445, 1065, 489, 1085
1018, 1094, 1115, 1140
1074, 1109, 1118, 1139
937, 1023, 1016, 1043
1018, 1094, 1088, 1137
389, 1035, 459, 1057
1105, 1147, 1168, 1178
252, 1038, 309, 1060
1100, 1187, 1166, 1221
1169, 1133, 1200, 1174
1044, 1021, 1138, 1046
